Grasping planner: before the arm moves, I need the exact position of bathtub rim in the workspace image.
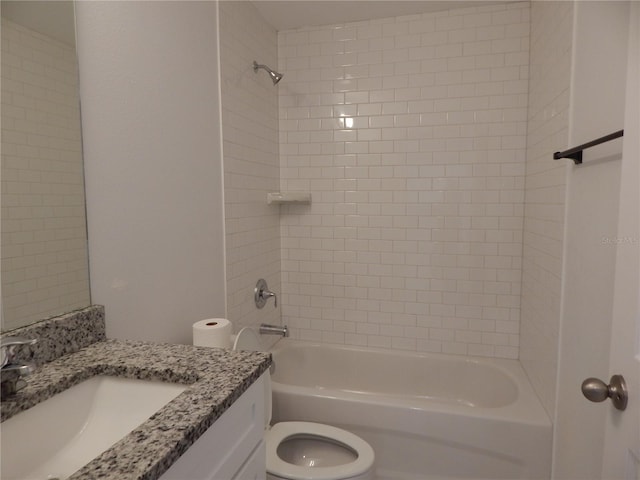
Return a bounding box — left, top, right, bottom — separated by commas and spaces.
269, 338, 551, 428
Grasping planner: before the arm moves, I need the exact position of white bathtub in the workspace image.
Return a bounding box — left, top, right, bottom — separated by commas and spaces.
269, 339, 551, 480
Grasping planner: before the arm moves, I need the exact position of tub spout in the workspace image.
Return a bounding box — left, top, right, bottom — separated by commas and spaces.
260, 323, 289, 337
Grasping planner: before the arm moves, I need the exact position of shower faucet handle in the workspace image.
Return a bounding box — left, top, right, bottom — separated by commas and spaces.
255, 278, 277, 309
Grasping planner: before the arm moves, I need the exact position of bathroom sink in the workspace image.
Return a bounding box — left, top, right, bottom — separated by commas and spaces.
0, 375, 187, 480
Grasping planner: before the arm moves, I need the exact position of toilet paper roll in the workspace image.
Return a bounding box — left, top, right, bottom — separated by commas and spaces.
193, 318, 233, 349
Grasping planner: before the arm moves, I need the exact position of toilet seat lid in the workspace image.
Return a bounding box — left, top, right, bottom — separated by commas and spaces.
266, 421, 374, 480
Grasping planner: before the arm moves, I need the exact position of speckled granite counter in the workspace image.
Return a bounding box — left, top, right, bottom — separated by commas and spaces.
1, 338, 271, 480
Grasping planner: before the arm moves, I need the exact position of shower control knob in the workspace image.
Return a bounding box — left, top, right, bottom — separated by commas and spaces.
254, 278, 277, 309
581, 374, 628, 411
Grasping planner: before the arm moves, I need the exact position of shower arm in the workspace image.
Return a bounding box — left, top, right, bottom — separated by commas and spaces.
253, 61, 283, 85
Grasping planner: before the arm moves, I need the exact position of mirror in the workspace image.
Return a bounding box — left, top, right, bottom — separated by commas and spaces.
1, 1, 90, 332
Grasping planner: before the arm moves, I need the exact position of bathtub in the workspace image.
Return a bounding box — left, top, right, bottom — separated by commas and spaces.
269, 339, 551, 480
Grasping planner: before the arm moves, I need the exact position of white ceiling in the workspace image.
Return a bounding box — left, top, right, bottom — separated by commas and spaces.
250, 0, 506, 31
0, 1, 508, 47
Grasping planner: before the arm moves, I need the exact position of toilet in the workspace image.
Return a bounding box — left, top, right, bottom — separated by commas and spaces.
233, 328, 375, 480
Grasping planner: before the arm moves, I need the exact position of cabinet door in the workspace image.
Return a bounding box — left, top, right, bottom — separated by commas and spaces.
160, 375, 265, 480
233, 441, 266, 480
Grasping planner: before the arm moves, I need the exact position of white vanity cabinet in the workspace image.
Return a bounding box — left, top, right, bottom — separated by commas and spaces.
160, 374, 266, 480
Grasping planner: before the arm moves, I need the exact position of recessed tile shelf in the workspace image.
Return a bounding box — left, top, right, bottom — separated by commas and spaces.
267, 192, 312, 205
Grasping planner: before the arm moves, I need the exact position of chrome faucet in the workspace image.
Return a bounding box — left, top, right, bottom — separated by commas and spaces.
259, 324, 289, 337
1, 337, 37, 396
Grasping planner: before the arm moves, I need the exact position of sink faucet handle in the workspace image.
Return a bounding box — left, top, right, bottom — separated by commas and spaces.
1, 337, 37, 367
1, 337, 37, 349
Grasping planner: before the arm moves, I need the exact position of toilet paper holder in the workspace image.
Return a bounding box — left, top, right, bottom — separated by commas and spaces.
255, 279, 277, 309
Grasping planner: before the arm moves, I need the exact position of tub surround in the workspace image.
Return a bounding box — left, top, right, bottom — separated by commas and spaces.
0, 309, 271, 480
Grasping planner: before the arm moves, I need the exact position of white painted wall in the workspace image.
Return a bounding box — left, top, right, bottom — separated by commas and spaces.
75, 1, 226, 344
552, 2, 629, 478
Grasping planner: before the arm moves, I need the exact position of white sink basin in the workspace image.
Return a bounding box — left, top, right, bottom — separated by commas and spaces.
0, 376, 187, 480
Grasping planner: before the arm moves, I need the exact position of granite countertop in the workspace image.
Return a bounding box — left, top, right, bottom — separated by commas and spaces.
0, 338, 271, 480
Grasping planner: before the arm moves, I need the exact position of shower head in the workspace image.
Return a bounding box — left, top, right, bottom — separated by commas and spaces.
253, 61, 283, 85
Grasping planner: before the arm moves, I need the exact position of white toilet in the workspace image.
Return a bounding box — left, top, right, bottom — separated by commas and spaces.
233, 328, 375, 480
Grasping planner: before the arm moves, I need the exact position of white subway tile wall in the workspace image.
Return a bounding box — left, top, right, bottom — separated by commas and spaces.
278, 3, 530, 358
1, 18, 90, 330
219, 2, 281, 333
520, 1, 573, 417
